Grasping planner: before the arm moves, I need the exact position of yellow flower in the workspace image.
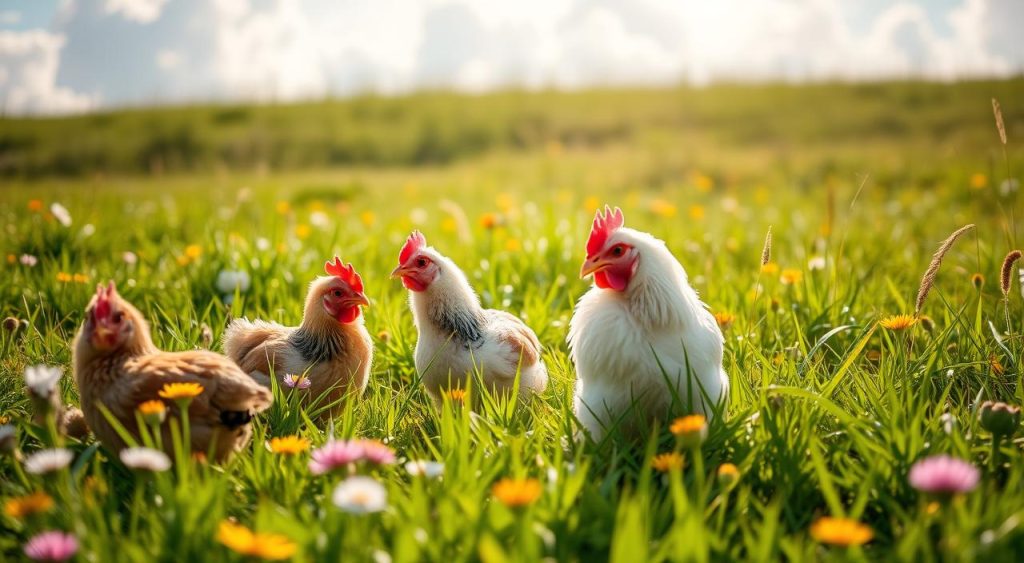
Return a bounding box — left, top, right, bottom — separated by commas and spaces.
687, 205, 705, 220
184, 245, 202, 259
714, 312, 735, 330
158, 382, 204, 400
444, 388, 467, 403
27, 199, 44, 212
969, 173, 987, 190
294, 224, 311, 239
56, 272, 73, 283
505, 238, 522, 252
670, 414, 708, 447
359, 211, 376, 226
269, 436, 310, 455
4, 491, 54, 518
809, 517, 873, 547
693, 173, 713, 192
879, 314, 916, 331
6, 254, 15, 264
275, 201, 291, 214
217, 521, 297, 560
717, 463, 740, 486
479, 212, 500, 230
72, 273, 89, 283
650, 199, 677, 218
583, 196, 600, 213
492, 478, 542, 507
760, 263, 779, 275
651, 452, 685, 472
137, 400, 167, 425
780, 269, 803, 285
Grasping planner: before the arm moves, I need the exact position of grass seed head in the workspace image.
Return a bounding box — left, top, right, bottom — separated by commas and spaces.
1000, 250, 1021, 297
915, 224, 975, 316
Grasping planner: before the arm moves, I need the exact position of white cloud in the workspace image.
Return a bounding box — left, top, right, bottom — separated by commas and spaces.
105, 0, 169, 24
0, 30, 95, 115
0, 10, 21, 25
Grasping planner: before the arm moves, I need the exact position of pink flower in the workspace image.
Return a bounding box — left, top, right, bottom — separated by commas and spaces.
908, 455, 980, 496
281, 374, 311, 390
309, 440, 365, 475
360, 440, 396, 465
23, 531, 78, 562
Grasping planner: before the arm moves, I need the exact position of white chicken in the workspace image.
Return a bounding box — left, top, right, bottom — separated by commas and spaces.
391, 231, 548, 404
567, 206, 729, 441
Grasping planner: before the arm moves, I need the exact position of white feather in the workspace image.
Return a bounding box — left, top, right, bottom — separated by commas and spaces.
568, 227, 729, 440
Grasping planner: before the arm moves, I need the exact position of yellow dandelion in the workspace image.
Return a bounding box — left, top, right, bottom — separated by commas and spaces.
184, 244, 202, 260
359, 211, 376, 226
444, 388, 467, 403
809, 517, 873, 547
4, 491, 54, 519
879, 314, 916, 331
760, 262, 779, 275
269, 435, 310, 455
72, 273, 89, 283
294, 224, 311, 239
275, 201, 291, 214
158, 382, 204, 400
137, 400, 167, 425
505, 238, 522, 252
688, 205, 705, 221
650, 199, 677, 218
780, 269, 803, 285
479, 212, 499, 230
651, 452, 685, 472
670, 414, 708, 448
56, 272, 73, 283
217, 521, 297, 560
717, 463, 740, 485
969, 173, 987, 190
714, 312, 735, 330
492, 478, 542, 508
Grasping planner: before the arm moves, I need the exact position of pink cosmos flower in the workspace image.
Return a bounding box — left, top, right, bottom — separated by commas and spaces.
360, 440, 396, 465
908, 455, 980, 496
309, 440, 366, 475
23, 531, 78, 562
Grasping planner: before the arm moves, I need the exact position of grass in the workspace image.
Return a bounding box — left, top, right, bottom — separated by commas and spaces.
1, 78, 1024, 560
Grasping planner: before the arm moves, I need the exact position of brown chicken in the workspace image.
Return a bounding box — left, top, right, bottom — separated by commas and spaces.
73, 282, 272, 462
223, 257, 372, 417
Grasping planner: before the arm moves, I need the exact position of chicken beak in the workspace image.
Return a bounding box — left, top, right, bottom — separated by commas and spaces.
390, 265, 410, 279
350, 293, 371, 308
580, 257, 609, 278
92, 325, 116, 348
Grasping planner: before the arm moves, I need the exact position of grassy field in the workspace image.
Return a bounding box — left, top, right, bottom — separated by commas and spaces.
2, 79, 1024, 561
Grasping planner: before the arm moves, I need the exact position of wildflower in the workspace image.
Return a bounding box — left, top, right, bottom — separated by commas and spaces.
28, 199, 44, 212
120, 447, 172, 472
217, 521, 297, 560
908, 455, 979, 497
807, 256, 826, 271
269, 436, 310, 455
3, 317, 18, 331
19, 254, 38, 267
23, 531, 78, 562
310, 211, 329, 228
969, 173, 987, 190
480, 213, 499, 230
717, 463, 740, 486
651, 452, 685, 472
56, 272, 72, 283
333, 476, 388, 514
137, 400, 167, 425
505, 238, 521, 252
760, 262, 779, 275
216, 270, 251, 294
650, 199, 677, 218
50, 203, 72, 227
360, 440, 396, 465
309, 440, 365, 474
971, 273, 984, 289
809, 517, 873, 546
444, 388, 467, 403
780, 269, 803, 285
359, 211, 376, 227
492, 478, 542, 507
879, 314, 916, 331
713, 312, 735, 330
275, 201, 291, 214
72, 273, 88, 283
158, 382, 204, 400
978, 401, 1020, 438
184, 244, 202, 260
24, 448, 73, 475
405, 460, 445, 478
294, 224, 311, 239
6, 254, 14, 264
255, 238, 271, 251
24, 365, 62, 399
122, 251, 138, 265
281, 374, 312, 390
4, 491, 54, 518
670, 414, 708, 448
687, 205, 704, 220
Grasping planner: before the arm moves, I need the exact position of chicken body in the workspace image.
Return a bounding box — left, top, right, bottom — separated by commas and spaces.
73, 283, 271, 462
568, 208, 729, 441
223, 265, 372, 417
393, 232, 547, 403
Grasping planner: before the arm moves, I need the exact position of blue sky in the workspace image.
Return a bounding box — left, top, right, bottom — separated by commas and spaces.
0, 0, 1020, 115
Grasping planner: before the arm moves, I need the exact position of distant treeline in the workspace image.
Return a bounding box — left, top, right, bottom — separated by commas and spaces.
1, 79, 1021, 178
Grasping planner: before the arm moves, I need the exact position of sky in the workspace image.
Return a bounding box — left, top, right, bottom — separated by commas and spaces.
0, 0, 1021, 115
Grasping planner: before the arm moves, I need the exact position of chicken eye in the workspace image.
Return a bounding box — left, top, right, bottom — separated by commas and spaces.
333, 290, 343, 298
111, 311, 123, 324
611, 245, 624, 256
417, 258, 428, 268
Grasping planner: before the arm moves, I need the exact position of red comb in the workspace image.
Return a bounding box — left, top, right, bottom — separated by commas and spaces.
399, 231, 426, 265
586, 206, 624, 257
93, 280, 116, 320
325, 257, 364, 292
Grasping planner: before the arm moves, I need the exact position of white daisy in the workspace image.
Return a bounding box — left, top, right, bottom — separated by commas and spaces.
50, 203, 72, 227
24, 365, 62, 398
216, 270, 251, 294
24, 448, 73, 474
332, 476, 388, 514
120, 447, 172, 472
404, 460, 444, 478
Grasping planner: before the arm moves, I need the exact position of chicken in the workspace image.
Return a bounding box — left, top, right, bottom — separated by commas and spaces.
391, 231, 547, 403
567, 206, 729, 441
73, 282, 271, 462
223, 257, 372, 417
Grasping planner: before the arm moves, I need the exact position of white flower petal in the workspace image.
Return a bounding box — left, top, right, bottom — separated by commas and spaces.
24, 448, 73, 474
332, 476, 388, 514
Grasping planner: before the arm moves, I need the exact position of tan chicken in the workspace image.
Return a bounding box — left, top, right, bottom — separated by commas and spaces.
223, 257, 372, 417
73, 282, 272, 462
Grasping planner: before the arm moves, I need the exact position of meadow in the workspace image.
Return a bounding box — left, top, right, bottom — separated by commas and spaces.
2, 79, 1024, 561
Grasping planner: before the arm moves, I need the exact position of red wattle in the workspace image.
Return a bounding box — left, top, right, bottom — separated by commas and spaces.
337, 306, 361, 323
402, 276, 428, 292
